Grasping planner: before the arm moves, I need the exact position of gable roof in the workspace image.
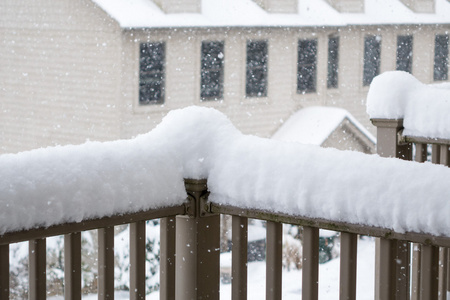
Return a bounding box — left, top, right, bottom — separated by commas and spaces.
91, 0, 450, 28
272, 106, 376, 146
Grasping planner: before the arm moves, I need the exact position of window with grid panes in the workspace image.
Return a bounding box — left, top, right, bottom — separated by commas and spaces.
139, 42, 165, 104
434, 34, 449, 81
363, 36, 381, 86
396, 35, 413, 74
327, 36, 339, 89
201, 41, 224, 100
298, 39, 317, 93
246, 41, 268, 97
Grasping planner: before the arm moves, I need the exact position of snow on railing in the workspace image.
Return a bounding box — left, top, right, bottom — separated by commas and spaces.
1, 106, 450, 236
368, 71, 450, 299
1, 105, 450, 299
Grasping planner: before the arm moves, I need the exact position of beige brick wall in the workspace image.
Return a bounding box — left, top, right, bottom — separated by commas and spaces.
0, 0, 122, 153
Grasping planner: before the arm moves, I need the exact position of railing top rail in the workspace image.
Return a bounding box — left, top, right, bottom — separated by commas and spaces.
210, 202, 450, 248
0, 204, 185, 245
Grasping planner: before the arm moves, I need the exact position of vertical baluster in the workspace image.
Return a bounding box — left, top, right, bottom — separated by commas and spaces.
266, 221, 282, 300
340, 232, 357, 300
65, 232, 82, 300
98, 227, 115, 300
412, 143, 427, 300
439, 248, 448, 300
29, 239, 46, 300
160, 217, 176, 300
375, 239, 395, 300
130, 221, 146, 300
440, 145, 450, 300
0, 244, 9, 299
232, 216, 247, 300
302, 226, 319, 300
420, 245, 439, 299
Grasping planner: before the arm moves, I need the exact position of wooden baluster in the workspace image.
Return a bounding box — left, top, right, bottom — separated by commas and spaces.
160, 217, 176, 300
29, 239, 46, 299
65, 232, 82, 300
266, 221, 282, 300
130, 221, 146, 300
232, 216, 248, 300
303, 226, 319, 300
98, 227, 115, 300
340, 232, 357, 300
420, 245, 439, 299
0, 244, 9, 299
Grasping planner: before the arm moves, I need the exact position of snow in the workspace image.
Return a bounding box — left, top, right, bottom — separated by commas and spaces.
367, 71, 450, 139
272, 106, 376, 146
91, 0, 450, 28
2, 106, 450, 237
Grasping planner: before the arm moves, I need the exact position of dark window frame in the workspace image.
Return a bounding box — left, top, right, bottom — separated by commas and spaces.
434, 34, 449, 81
200, 41, 225, 101
297, 39, 318, 94
139, 42, 165, 105
363, 35, 381, 86
327, 36, 339, 89
246, 40, 268, 98
396, 35, 413, 74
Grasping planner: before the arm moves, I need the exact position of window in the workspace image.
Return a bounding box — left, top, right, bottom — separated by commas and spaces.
327, 36, 339, 89
297, 39, 317, 93
396, 35, 413, 73
434, 34, 449, 81
139, 42, 165, 104
201, 41, 224, 100
363, 35, 381, 86
246, 41, 268, 97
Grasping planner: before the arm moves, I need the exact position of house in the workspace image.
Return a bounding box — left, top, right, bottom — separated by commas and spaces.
272, 106, 376, 153
0, 0, 449, 154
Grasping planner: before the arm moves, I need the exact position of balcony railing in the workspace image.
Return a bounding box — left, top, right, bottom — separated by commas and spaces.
1, 80, 450, 299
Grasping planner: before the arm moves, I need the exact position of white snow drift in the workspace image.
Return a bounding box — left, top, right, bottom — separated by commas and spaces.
1, 106, 450, 237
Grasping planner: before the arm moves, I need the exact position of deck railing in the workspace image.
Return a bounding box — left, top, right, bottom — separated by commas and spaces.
1, 138, 450, 300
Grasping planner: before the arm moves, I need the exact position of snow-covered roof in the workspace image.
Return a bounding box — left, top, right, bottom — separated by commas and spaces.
272, 106, 376, 146
91, 0, 450, 28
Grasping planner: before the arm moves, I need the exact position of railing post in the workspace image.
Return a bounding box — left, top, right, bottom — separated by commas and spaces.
175, 179, 220, 300
160, 217, 176, 300
372, 119, 412, 300
29, 238, 46, 300
0, 244, 9, 299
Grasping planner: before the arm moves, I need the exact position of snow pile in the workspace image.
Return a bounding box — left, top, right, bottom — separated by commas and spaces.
367, 71, 450, 139
2, 106, 450, 236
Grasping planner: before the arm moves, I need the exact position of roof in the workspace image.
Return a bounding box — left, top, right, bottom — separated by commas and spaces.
91, 0, 450, 28
272, 106, 376, 146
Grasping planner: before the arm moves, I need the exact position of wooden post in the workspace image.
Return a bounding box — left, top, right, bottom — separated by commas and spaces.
175, 179, 220, 299
372, 119, 412, 300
